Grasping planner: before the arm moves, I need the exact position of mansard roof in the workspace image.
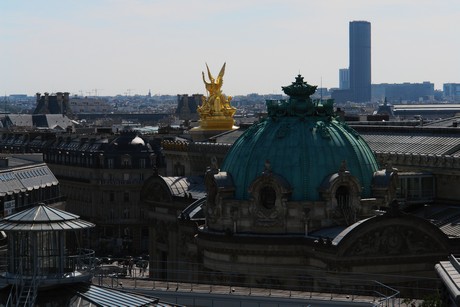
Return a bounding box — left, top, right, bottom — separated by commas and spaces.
4, 114, 73, 129
0, 162, 58, 197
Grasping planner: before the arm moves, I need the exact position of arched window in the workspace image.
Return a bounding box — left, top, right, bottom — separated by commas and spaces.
260, 186, 276, 209
336, 186, 349, 208
336, 185, 354, 224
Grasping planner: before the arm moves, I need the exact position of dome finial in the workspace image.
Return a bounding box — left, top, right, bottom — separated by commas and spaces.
281, 74, 317, 98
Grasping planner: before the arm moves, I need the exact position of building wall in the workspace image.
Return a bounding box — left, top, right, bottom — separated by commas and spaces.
374, 151, 460, 205
43, 133, 157, 255
49, 163, 153, 254
162, 141, 231, 177
349, 21, 371, 103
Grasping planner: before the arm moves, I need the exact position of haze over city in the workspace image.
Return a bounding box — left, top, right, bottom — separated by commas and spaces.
1, 0, 459, 96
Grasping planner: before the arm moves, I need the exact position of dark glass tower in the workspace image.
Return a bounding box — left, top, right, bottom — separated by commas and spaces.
349, 21, 371, 103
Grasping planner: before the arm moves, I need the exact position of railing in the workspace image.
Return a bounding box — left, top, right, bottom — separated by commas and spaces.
70, 248, 98, 272
93, 260, 405, 306
0, 248, 97, 278
18, 271, 38, 307
5, 257, 38, 307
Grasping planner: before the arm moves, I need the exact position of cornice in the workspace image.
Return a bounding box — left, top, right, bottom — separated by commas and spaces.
375, 151, 460, 170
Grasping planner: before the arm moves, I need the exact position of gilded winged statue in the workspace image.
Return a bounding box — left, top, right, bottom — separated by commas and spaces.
198, 63, 235, 118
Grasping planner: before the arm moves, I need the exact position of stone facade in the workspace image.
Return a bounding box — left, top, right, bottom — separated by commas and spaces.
142, 76, 457, 298
43, 131, 157, 255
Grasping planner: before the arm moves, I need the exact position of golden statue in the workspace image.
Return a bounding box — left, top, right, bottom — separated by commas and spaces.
195, 63, 237, 130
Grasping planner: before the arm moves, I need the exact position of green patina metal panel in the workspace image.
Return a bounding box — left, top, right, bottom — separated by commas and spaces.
220, 75, 379, 201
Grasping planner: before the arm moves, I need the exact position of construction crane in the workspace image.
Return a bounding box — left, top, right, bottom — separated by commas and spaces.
93, 89, 103, 97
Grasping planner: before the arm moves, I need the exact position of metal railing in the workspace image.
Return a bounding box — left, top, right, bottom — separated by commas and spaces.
93, 260, 407, 306
0, 248, 97, 278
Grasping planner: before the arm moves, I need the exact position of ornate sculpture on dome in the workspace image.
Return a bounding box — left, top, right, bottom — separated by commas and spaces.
195, 63, 237, 131
266, 74, 335, 119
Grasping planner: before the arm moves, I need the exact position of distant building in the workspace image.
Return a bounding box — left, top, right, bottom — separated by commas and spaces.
8, 94, 27, 99
372, 82, 435, 103
310, 87, 331, 99
339, 68, 349, 89
69, 96, 112, 114
175, 94, 202, 123
349, 21, 371, 103
332, 21, 371, 103
375, 99, 394, 118
34, 92, 73, 117
391, 103, 460, 119
444, 83, 460, 102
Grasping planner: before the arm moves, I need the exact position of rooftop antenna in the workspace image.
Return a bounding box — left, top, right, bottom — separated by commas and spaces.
320, 76, 323, 102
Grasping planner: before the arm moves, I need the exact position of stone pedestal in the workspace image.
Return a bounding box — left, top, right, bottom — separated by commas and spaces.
189, 126, 238, 142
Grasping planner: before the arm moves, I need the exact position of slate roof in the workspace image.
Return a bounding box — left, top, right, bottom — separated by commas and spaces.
4, 114, 73, 129
35, 114, 73, 129
411, 205, 460, 238
424, 116, 460, 128
352, 125, 460, 156
0, 162, 58, 196
5, 114, 33, 127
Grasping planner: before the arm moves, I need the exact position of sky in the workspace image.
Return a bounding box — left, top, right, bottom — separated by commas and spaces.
1, 0, 459, 96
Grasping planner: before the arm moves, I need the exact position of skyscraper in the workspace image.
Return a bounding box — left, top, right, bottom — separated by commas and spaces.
349, 21, 371, 102
339, 68, 349, 89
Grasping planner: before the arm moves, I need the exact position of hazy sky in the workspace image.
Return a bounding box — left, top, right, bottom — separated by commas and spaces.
1, 0, 459, 96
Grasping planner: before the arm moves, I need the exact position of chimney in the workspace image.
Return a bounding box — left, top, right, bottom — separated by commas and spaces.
57, 92, 63, 114
64, 92, 70, 115
44, 92, 49, 113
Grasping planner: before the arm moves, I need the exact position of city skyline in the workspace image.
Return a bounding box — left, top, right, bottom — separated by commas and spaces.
1, 0, 459, 96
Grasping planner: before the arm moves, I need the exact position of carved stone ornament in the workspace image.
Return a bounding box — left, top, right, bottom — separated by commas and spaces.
204, 167, 221, 223
248, 166, 291, 227
346, 225, 441, 257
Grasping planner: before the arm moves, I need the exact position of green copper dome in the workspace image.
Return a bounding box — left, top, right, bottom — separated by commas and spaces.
220, 75, 379, 201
